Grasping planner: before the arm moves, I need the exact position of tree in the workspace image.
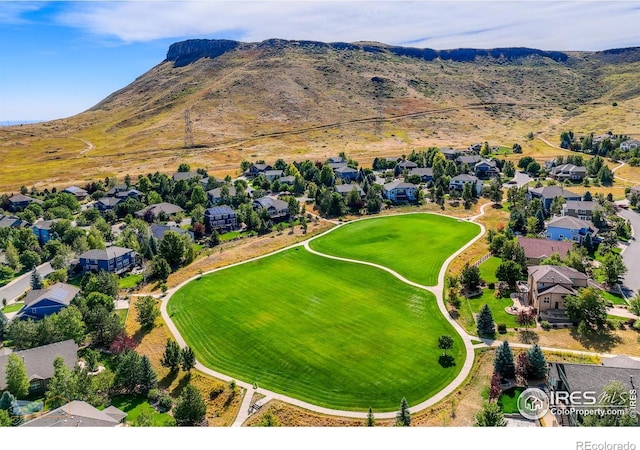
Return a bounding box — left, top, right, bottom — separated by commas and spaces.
19, 250, 41, 270
438, 335, 454, 356
495, 260, 522, 288
45, 356, 76, 408
138, 355, 157, 395
161, 339, 182, 372
135, 296, 160, 330
517, 156, 534, 170
526, 161, 541, 176
475, 402, 506, 426
152, 256, 171, 281
55, 305, 86, 344
395, 397, 411, 426
526, 344, 547, 379
565, 287, 608, 330
515, 309, 536, 330
488, 371, 502, 401
447, 287, 461, 310
0, 391, 15, 411
503, 160, 516, 178
173, 384, 207, 426
460, 263, 481, 295
601, 252, 627, 286
515, 352, 529, 386
190, 185, 207, 208
30, 269, 43, 290
5, 354, 29, 399
0, 409, 11, 427
366, 407, 375, 426
628, 291, 640, 317
181, 346, 196, 372
580, 381, 638, 426
159, 231, 186, 267
82, 270, 119, 297
476, 304, 496, 339
597, 165, 614, 185
494, 341, 515, 379
115, 349, 141, 394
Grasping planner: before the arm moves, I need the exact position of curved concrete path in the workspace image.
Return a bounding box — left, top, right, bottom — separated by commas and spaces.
159, 205, 491, 425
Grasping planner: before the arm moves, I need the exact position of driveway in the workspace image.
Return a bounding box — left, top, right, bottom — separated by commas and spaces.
617, 208, 640, 297
0, 262, 54, 304
503, 170, 532, 188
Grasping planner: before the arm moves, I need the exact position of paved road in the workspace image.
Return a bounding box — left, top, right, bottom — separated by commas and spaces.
503, 170, 532, 188
618, 208, 640, 297
0, 262, 53, 304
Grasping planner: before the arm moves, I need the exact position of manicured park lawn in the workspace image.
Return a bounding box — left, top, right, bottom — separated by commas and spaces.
119, 274, 143, 289
479, 256, 501, 285
309, 213, 480, 286
110, 395, 175, 426
498, 386, 525, 413
467, 289, 519, 329
168, 248, 465, 411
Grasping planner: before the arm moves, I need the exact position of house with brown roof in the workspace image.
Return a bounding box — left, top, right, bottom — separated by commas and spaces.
517, 237, 574, 265
22, 400, 126, 427
527, 265, 589, 319
562, 200, 599, 222
550, 164, 587, 181
134, 202, 184, 222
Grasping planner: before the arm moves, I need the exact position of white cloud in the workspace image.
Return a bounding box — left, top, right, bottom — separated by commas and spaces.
0, 2, 46, 24
54, 1, 640, 51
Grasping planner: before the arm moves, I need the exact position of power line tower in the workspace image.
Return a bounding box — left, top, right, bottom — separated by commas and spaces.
184, 108, 194, 148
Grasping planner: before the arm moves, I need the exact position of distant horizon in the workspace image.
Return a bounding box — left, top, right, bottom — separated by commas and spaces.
2, 1, 640, 122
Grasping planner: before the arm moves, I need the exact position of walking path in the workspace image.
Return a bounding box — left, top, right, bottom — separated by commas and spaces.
156, 203, 500, 424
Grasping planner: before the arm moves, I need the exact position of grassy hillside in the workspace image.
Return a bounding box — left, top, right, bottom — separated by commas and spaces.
2, 40, 640, 191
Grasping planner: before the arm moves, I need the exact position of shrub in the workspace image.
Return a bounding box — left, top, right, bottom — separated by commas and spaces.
158, 394, 173, 412
209, 383, 225, 400
634, 320, 640, 332
606, 319, 617, 330
148, 389, 160, 402
487, 282, 495, 290
617, 321, 626, 330
497, 323, 507, 334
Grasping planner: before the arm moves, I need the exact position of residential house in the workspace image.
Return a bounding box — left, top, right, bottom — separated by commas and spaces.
620, 139, 640, 152
550, 164, 587, 182
449, 174, 480, 193
62, 186, 88, 201
456, 154, 483, 166
547, 361, 640, 426
114, 189, 143, 201
562, 200, 599, 222
516, 237, 574, 265
207, 186, 236, 205
134, 202, 184, 222
440, 148, 459, 160
628, 185, 640, 198
335, 184, 366, 200
278, 175, 296, 186
0, 214, 27, 229
95, 197, 123, 213
204, 205, 239, 232
383, 180, 417, 203
22, 401, 127, 427
264, 170, 284, 182
172, 171, 203, 182
409, 167, 433, 183
253, 197, 290, 222
7, 194, 39, 212
78, 246, 137, 274
326, 157, 348, 170
474, 159, 499, 178
15, 282, 80, 321
545, 216, 597, 244
199, 176, 225, 190
527, 264, 588, 316
245, 163, 272, 177
468, 143, 482, 153
0, 340, 78, 395
150, 223, 193, 241
334, 166, 358, 181
105, 184, 128, 197
527, 186, 581, 212
32, 219, 59, 245
396, 160, 418, 171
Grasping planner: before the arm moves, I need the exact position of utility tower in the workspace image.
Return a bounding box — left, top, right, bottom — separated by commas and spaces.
184, 108, 194, 148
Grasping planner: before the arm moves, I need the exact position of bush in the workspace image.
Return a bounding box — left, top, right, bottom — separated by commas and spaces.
158, 394, 173, 412
497, 323, 507, 334
617, 321, 626, 330
148, 389, 160, 402
541, 321, 551, 331
634, 320, 640, 332
606, 319, 617, 330
487, 282, 495, 290
209, 383, 225, 400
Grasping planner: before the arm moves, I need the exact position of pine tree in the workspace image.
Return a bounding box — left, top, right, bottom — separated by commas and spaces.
526, 344, 547, 379
173, 384, 207, 426
366, 407, 375, 427
494, 341, 515, 379
161, 339, 182, 372
181, 346, 196, 372
138, 355, 157, 394
0, 391, 16, 411
395, 397, 411, 426
476, 304, 496, 338
30, 269, 43, 290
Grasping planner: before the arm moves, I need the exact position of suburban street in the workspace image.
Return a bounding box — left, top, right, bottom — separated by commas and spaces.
617, 208, 640, 297
0, 262, 53, 305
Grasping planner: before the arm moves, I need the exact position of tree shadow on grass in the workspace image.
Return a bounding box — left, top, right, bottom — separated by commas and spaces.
449, 310, 460, 320
170, 372, 191, 396
439, 354, 456, 368
569, 328, 623, 353
159, 369, 179, 390
518, 330, 539, 344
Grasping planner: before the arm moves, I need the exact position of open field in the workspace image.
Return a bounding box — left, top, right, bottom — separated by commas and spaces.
167, 248, 464, 411
309, 214, 480, 286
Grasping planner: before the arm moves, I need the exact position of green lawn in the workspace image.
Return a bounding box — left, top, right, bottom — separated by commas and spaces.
168, 248, 465, 411
601, 290, 628, 305
110, 395, 175, 426
1, 301, 23, 313
115, 308, 128, 325
479, 256, 501, 285
309, 214, 480, 286
467, 289, 519, 329
119, 274, 143, 289
498, 386, 525, 413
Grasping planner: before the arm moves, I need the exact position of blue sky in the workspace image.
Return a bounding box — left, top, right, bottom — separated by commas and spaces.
1, 1, 640, 122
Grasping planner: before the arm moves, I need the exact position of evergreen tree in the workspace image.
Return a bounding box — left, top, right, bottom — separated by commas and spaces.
173, 384, 207, 426
460, 263, 481, 294
135, 296, 160, 330
115, 349, 141, 394
138, 355, 157, 394
0, 391, 15, 411
395, 397, 411, 426
181, 346, 196, 372
45, 356, 76, 408
161, 339, 182, 372
30, 269, 43, 290
0, 409, 10, 427
366, 407, 375, 426
526, 344, 547, 379
494, 341, 515, 379
476, 304, 496, 339
5, 354, 29, 399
